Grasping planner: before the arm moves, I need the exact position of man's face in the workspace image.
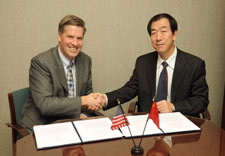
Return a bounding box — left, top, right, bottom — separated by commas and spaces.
58, 25, 84, 61
150, 18, 177, 58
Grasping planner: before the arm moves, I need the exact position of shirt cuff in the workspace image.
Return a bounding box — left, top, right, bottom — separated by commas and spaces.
172, 105, 175, 111
103, 94, 108, 106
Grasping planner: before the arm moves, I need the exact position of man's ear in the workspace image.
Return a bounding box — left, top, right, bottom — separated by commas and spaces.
58, 32, 62, 42
173, 31, 178, 41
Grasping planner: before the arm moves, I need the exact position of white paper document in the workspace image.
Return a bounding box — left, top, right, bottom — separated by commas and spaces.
120, 114, 163, 137
33, 112, 200, 150
159, 112, 201, 133
33, 122, 81, 150
120, 112, 200, 137
73, 117, 123, 143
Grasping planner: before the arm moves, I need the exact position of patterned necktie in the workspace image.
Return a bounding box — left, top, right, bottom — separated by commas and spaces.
156, 61, 168, 102
67, 61, 74, 98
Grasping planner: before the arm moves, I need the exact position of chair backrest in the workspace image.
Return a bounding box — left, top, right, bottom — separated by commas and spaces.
8, 87, 30, 124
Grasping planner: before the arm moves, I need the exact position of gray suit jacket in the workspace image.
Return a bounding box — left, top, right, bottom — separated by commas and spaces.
105, 49, 209, 117
21, 46, 93, 132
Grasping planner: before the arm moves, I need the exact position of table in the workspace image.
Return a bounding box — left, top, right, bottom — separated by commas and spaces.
16, 116, 225, 156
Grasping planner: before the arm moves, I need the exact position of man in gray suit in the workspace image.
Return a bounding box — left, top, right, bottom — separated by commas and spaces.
20, 15, 103, 133
97, 13, 209, 117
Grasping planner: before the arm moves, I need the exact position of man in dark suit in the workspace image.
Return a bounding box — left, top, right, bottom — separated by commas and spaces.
99, 13, 209, 117
20, 15, 103, 132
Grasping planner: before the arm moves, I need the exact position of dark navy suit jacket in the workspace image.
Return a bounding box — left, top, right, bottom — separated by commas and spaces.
105, 49, 209, 117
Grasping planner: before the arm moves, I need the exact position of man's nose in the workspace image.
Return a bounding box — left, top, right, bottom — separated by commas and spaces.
156, 32, 162, 41
72, 38, 78, 45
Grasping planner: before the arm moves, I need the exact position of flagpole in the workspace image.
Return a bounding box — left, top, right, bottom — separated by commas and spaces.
117, 99, 144, 155
117, 99, 136, 147
138, 113, 149, 147
138, 96, 157, 147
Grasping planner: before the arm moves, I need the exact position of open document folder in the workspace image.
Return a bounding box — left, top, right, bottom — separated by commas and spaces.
33, 117, 123, 150
120, 112, 201, 137
33, 112, 201, 150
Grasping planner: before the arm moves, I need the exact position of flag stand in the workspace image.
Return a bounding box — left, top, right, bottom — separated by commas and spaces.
130, 113, 149, 155
118, 100, 136, 148
116, 99, 144, 155
131, 145, 144, 155
131, 96, 159, 155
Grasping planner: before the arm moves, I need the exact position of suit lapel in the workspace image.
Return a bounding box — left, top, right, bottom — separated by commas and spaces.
57, 65, 68, 91
53, 47, 68, 91
146, 52, 158, 97
75, 55, 81, 96
171, 50, 187, 102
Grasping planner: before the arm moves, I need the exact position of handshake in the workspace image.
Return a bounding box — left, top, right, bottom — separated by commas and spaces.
81, 93, 107, 111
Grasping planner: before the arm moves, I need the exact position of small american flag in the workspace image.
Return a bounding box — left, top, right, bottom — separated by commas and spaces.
111, 105, 130, 130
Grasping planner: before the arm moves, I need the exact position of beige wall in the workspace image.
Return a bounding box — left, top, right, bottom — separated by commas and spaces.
1, 0, 225, 155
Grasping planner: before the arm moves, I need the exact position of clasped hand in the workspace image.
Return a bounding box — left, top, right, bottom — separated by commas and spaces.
81, 93, 106, 111
156, 100, 174, 113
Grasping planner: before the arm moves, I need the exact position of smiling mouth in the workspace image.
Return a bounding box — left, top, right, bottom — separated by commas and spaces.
69, 47, 79, 52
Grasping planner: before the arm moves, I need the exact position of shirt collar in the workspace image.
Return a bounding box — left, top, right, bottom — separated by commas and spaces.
58, 47, 74, 67
157, 47, 177, 69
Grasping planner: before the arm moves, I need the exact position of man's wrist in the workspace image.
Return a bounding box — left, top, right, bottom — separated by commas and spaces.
81, 96, 88, 106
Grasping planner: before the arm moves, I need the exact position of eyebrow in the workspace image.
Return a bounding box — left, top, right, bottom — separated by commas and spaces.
151, 26, 168, 31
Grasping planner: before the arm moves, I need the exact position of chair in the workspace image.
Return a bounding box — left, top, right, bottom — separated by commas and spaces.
221, 84, 225, 130
128, 101, 211, 120
6, 87, 30, 156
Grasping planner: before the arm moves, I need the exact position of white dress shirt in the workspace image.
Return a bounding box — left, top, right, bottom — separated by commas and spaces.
58, 47, 76, 97
156, 48, 177, 102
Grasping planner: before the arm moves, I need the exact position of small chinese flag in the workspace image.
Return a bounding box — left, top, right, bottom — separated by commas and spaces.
149, 101, 160, 128
111, 105, 130, 130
